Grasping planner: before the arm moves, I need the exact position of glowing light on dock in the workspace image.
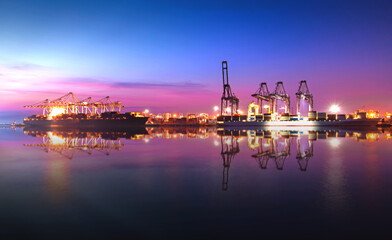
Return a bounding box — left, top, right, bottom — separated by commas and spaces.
329, 104, 340, 114
48, 107, 66, 120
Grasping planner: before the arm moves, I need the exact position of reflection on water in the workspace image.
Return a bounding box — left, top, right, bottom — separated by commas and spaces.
216, 128, 392, 191
1, 126, 389, 238
23, 127, 392, 193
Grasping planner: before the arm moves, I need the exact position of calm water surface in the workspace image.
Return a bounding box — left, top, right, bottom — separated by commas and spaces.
0, 127, 391, 239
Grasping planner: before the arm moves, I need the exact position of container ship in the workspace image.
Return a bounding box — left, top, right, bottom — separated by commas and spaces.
217, 110, 381, 127
217, 61, 382, 128
24, 112, 149, 128
23, 93, 148, 128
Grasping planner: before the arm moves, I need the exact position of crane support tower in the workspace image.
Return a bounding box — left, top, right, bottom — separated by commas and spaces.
295, 80, 313, 116
270, 82, 290, 114
24, 92, 124, 115
251, 82, 272, 114
221, 61, 239, 116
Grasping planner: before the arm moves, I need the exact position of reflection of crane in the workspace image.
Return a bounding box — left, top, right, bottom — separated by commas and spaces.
251, 82, 271, 114
221, 61, 239, 116
24, 133, 123, 159
296, 135, 314, 171
270, 82, 290, 114
252, 138, 273, 170
270, 138, 291, 170
295, 80, 313, 116
221, 135, 240, 191
250, 132, 290, 170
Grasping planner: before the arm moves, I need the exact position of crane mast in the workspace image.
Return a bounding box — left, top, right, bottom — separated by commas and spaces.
270, 82, 290, 114
24, 92, 124, 117
251, 82, 272, 114
296, 80, 313, 117
221, 61, 239, 116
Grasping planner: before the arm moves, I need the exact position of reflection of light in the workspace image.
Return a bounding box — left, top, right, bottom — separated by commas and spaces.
144, 138, 149, 143
47, 132, 66, 145
214, 106, 219, 111
263, 143, 270, 147
48, 107, 65, 120
214, 140, 219, 146
329, 104, 340, 114
329, 138, 341, 148
264, 105, 270, 109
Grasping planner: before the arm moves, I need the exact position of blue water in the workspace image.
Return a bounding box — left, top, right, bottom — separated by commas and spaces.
0, 127, 391, 239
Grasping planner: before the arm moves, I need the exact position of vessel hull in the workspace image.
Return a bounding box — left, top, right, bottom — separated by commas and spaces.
218, 119, 380, 127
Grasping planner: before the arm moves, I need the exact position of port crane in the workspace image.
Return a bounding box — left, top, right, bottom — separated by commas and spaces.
270, 82, 290, 114
221, 61, 239, 116
251, 82, 272, 114
295, 80, 313, 116
220, 135, 240, 191
24, 92, 124, 115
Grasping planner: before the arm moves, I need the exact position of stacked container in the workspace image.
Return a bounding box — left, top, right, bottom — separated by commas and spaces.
308, 111, 317, 120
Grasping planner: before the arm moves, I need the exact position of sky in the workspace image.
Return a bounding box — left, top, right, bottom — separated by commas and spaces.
0, 0, 392, 121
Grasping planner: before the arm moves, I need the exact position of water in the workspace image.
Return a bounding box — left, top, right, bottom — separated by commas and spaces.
0, 126, 391, 239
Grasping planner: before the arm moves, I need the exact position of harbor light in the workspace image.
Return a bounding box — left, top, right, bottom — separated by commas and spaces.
47, 107, 66, 120
214, 106, 219, 111
144, 109, 149, 113
329, 104, 340, 114
263, 105, 270, 109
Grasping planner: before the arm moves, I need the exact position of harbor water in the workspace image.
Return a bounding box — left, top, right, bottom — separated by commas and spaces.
0, 126, 391, 239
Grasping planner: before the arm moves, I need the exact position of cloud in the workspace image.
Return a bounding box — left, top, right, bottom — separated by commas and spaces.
112, 81, 204, 89
1, 62, 45, 71
55, 77, 207, 91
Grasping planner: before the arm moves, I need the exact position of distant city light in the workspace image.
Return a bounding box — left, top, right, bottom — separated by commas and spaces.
329, 104, 340, 113
214, 106, 219, 111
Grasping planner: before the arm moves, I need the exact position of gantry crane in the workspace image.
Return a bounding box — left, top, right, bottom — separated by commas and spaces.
251, 82, 272, 114
295, 80, 313, 116
221, 61, 239, 116
220, 135, 240, 191
24, 92, 124, 116
270, 82, 290, 114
